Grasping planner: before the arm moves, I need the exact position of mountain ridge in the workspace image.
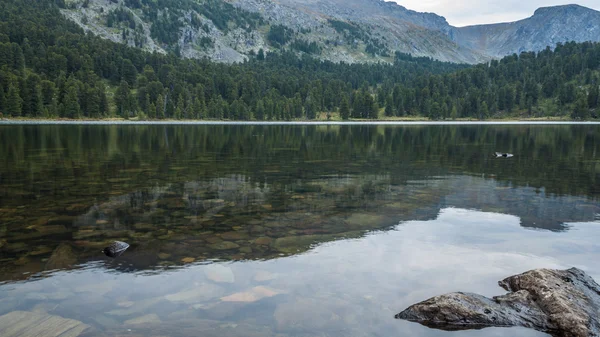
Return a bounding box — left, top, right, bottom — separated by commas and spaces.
451, 4, 600, 58
61, 0, 600, 64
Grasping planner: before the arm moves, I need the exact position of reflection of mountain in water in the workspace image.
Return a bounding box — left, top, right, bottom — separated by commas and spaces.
0, 125, 599, 282
440, 176, 599, 232
1, 172, 598, 283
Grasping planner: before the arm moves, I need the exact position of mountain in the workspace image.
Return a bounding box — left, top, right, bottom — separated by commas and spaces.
61, 0, 600, 64
452, 4, 600, 59
229, 0, 486, 63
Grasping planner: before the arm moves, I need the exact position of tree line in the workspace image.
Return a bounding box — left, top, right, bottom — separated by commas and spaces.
0, 0, 598, 120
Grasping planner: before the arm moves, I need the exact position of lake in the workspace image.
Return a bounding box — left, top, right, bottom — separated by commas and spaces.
0, 123, 599, 337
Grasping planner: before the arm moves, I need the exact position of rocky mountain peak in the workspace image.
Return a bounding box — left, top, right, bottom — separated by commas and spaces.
533, 4, 590, 16
60, 0, 600, 64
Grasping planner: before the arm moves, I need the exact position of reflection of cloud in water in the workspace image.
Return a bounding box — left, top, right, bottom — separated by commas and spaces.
283, 208, 599, 308
3, 208, 597, 337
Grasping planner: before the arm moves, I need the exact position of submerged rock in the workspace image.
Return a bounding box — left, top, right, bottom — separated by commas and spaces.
396, 268, 600, 337
124, 313, 161, 325
220, 286, 281, 303
102, 241, 129, 258
181, 257, 196, 263
0, 311, 90, 337
45, 243, 77, 270
165, 284, 225, 304
204, 264, 235, 283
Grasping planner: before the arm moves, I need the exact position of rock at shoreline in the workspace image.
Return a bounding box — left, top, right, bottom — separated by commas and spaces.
395, 268, 600, 337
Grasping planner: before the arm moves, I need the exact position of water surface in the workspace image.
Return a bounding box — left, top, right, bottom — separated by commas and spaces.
0, 124, 599, 337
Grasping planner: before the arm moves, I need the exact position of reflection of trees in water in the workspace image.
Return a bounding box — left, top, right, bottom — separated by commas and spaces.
1, 124, 597, 199
0, 125, 598, 280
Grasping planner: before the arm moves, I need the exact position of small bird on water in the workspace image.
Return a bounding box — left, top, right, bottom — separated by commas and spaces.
103, 241, 130, 258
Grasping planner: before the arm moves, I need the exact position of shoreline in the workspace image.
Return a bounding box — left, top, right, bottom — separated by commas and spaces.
1, 118, 600, 125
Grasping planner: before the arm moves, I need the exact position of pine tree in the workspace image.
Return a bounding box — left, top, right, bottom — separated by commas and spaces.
62, 85, 80, 118
293, 93, 303, 119
156, 94, 165, 119
572, 92, 589, 120
364, 93, 378, 119
174, 94, 184, 119
450, 105, 458, 120
55, 73, 67, 104
430, 102, 441, 120
144, 93, 151, 116
115, 80, 133, 118
304, 95, 317, 120
165, 93, 174, 118
421, 98, 432, 117
351, 91, 362, 118
46, 98, 58, 117
31, 84, 44, 117
392, 85, 402, 111
0, 84, 5, 113
148, 103, 156, 119
7, 82, 23, 117
192, 98, 205, 119
255, 100, 265, 121
588, 84, 599, 109
441, 102, 449, 120
480, 101, 489, 120
324, 86, 334, 111
384, 94, 394, 117
216, 96, 227, 120
40, 80, 56, 106
98, 83, 109, 116
86, 86, 101, 118
339, 95, 350, 120
12, 44, 25, 72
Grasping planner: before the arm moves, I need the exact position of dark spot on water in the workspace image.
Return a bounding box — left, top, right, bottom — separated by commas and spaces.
484, 309, 492, 314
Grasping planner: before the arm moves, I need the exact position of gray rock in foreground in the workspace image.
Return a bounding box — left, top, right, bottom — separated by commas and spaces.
396, 268, 600, 337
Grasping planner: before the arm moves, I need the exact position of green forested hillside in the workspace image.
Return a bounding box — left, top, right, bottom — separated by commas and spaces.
0, 0, 598, 120
400, 44, 600, 120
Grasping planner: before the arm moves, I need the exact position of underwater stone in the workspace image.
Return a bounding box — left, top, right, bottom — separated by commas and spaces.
102, 241, 129, 258
204, 264, 235, 283
219, 231, 249, 240
254, 237, 272, 245
0, 311, 90, 337
165, 284, 225, 304
124, 313, 161, 325
45, 243, 77, 270
208, 241, 240, 250
220, 286, 281, 303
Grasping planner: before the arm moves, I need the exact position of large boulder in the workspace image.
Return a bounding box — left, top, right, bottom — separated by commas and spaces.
396, 268, 600, 337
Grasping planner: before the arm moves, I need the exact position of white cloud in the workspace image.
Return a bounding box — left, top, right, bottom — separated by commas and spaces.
391, 0, 600, 26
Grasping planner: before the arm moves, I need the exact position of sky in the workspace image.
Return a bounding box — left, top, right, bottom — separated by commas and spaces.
392, 1, 600, 27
